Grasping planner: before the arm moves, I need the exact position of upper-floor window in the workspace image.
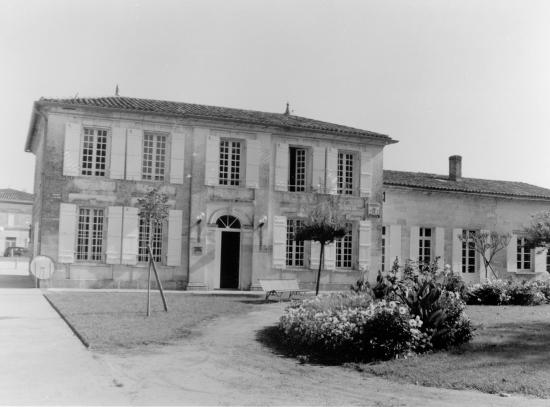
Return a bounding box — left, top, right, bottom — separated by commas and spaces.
138, 216, 163, 263
289, 147, 307, 192
142, 133, 167, 181
337, 152, 355, 195
381, 226, 386, 272
462, 230, 476, 273
76, 208, 104, 261
286, 219, 305, 267
81, 128, 107, 177
517, 237, 532, 271
418, 227, 432, 264
219, 139, 241, 186
336, 223, 353, 269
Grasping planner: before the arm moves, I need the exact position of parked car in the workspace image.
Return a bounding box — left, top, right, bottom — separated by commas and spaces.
3, 247, 30, 257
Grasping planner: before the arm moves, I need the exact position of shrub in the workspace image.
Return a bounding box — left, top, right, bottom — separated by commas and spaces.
466, 279, 549, 306
466, 280, 510, 305
507, 281, 546, 306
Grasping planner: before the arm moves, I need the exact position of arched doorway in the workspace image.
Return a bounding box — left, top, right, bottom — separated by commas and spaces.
216, 215, 241, 289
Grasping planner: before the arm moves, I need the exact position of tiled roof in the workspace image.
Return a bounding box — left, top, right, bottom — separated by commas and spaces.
384, 170, 550, 200
0, 189, 34, 203
37, 96, 393, 142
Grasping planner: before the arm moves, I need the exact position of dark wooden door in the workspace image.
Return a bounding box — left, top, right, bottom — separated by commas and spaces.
220, 231, 240, 289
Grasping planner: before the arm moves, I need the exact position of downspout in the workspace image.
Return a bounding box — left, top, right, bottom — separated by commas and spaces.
186, 144, 195, 289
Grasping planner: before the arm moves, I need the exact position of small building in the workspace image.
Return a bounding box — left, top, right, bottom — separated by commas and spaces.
0, 189, 33, 253
382, 156, 550, 283
25, 96, 395, 289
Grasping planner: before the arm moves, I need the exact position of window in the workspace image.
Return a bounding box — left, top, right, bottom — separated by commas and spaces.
418, 227, 432, 264
289, 147, 307, 192
286, 219, 304, 267
76, 208, 104, 261
219, 140, 241, 186
138, 216, 163, 263
142, 133, 167, 181
336, 223, 353, 269
381, 226, 386, 272
337, 152, 354, 195
81, 128, 107, 176
461, 230, 477, 273
5, 237, 16, 250
517, 237, 532, 271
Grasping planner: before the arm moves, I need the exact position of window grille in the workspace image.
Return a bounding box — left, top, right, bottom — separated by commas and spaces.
289, 147, 306, 192
517, 237, 532, 270
138, 216, 163, 263
461, 230, 477, 273
81, 128, 107, 176
286, 219, 304, 267
418, 227, 432, 264
142, 133, 167, 181
76, 208, 104, 261
336, 223, 353, 269
337, 152, 354, 195
381, 226, 386, 271
219, 140, 241, 186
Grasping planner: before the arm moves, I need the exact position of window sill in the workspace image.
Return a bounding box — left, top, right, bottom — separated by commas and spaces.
508, 270, 545, 275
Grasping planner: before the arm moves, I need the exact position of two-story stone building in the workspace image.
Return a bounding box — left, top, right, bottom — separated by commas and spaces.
25, 96, 395, 289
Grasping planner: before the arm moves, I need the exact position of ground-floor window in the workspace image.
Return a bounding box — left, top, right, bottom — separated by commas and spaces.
76, 208, 104, 261
4, 237, 16, 250
462, 230, 477, 273
336, 223, 353, 269
418, 227, 432, 264
381, 226, 386, 272
517, 237, 532, 271
138, 216, 163, 263
286, 219, 304, 267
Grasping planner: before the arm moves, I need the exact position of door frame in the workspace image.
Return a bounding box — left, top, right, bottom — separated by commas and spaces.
213, 229, 242, 289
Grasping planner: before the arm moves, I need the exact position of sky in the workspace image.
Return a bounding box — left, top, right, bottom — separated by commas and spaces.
1, 0, 549, 192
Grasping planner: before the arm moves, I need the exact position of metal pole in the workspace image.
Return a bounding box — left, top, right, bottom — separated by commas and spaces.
146, 257, 151, 317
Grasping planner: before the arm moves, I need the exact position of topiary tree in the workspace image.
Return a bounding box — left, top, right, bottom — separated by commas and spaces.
294, 197, 348, 295
137, 187, 169, 316
458, 230, 511, 280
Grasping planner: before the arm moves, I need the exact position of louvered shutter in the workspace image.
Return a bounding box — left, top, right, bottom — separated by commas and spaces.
535, 248, 548, 273
434, 227, 445, 268
110, 127, 126, 180
506, 234, 517, 273
274, 143, 289, 191
358, 220, 371, 271
409, 226, 420, 262
121, 207, 138, 265
106, 206, 123, 264
360, 151, 373, 197
310, 242, 321, 270
272, 216, 287, 268
245, 139, 260, 189
325, 147, 338, 195
205, 135, 220, 186
126, 129, 143, 181
170, 132, 186, 184
387, 224, 402, 267
167, 210, 183, 266
63, 123, 81, 176
452, 228, 463, 273
312, 147, 326, 193
324, 242, 336, 270
58, 203, 77, 263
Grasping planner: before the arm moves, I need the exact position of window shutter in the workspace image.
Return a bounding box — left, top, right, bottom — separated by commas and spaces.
310, 241, 321, 270
63, 123, 80, 176
121, 207, 138, 265
126, 129, 143, 181
358, 220, 371, 271
434, 227, 445, 268
106, 206, 123, 264
409, 226, 420, 262
506, 234, 517, 273
312, 147, 326, 193
535, 247, 548, 273
451, 228, 463, 273
274, 143, 289, 192
170, 132, 186, 184
245, 139, 260, 189
58, 203, 77, 263
359, 151, 373, 197
324, 242, 336, 270
325, 147, 338, 195
205, 134, 220, 186
167, 209, 183, 266
110, 127, 126, 180
272, 215, 287, 268
388, 224, 402, 266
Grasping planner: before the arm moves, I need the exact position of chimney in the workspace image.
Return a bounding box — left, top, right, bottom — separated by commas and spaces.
449, 155, 462, 181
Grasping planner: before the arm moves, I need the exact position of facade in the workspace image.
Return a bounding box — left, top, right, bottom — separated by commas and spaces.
382, 156, 550, 283
0, 189, 33, 253
25, 97, 395, 289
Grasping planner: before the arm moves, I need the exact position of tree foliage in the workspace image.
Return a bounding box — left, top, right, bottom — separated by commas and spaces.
137, 187, 169, 229
523, 210, 550, 249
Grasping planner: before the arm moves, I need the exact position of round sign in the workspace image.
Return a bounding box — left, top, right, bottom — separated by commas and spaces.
30, 256, 55, 280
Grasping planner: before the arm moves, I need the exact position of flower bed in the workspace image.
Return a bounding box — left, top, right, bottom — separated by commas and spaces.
466, 279, 549, 306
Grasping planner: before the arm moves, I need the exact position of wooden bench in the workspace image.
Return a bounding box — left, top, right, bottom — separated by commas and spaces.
259, 278, 309, 301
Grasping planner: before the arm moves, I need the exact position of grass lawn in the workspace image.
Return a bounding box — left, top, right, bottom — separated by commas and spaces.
45, 292, 263, 352
357, 305, 550, 398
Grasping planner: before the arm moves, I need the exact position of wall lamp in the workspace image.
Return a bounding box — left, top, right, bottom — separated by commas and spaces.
196, 212, 205, 243
196, 212, 205, 224
258, 215, 267, 250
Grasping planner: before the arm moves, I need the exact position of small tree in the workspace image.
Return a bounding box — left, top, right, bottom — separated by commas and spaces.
458, 231, 511, 280
137, 187, 169, 316
294, 197, 348, 295
523, 210, 550, 250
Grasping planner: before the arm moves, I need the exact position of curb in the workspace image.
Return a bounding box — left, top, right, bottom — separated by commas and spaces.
42, 293, 90, 349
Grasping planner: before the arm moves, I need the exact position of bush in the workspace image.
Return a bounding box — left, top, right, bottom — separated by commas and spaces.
466, 279, 548, 306
507, 281, 546, 306
466, 280, 510, 305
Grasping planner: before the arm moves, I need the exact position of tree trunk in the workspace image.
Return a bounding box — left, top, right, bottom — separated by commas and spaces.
146, 219, 153, 317
315, 243, 325, 296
